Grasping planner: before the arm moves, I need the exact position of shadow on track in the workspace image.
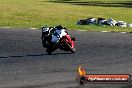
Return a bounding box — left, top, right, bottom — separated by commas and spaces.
6, 80, 75, 88
47, 0, 132, 8
0, 56, 8, 58
0, 52, 72, 59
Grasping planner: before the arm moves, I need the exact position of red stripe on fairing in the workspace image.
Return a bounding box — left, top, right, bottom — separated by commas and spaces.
65, 34, 75, 48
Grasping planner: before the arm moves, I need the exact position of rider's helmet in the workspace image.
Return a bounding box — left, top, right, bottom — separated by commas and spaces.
42, 26, 51, 35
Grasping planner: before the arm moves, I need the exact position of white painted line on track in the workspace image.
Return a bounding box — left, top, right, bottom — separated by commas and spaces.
120, 32, 127, 34
3, 27, 11, 28
30, 28, 37, 29
101, 31, 109, 33
78, 30, 87, 32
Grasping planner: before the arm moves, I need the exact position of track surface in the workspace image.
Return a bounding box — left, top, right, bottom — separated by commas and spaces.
0, 28, 132, 88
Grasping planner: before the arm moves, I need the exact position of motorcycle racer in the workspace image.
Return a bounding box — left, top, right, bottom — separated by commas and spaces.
41, 25, 76, 54
41, 25, 68, 47
41, 26, 53, 47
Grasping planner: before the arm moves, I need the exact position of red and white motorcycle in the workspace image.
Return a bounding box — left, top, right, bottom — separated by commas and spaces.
41, 25, 76, 54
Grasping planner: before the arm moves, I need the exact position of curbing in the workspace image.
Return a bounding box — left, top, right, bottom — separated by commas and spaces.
78, 30, 87, 32
116, 31, 127, 33
2, 27, 11, 29
78, 30, 132, 34
29, 28, 37, 29
101, 31, 109, 33
100, 31, 130, 34
0, 26, 132, 34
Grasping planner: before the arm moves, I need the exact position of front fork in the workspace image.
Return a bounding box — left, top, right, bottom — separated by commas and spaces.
59, 35, 75, 49
64, 35, 75, 48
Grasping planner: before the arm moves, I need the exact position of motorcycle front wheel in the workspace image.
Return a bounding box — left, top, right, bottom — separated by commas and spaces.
63, 40, 76, 53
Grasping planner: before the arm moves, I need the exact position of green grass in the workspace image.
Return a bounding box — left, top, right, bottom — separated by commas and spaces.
0, 0, 132, 32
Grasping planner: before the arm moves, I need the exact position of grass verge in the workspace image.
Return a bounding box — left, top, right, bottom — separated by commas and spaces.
0, 0, 132, 32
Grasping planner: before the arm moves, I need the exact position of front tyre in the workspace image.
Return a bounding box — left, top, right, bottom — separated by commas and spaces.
64, 40, 76, 53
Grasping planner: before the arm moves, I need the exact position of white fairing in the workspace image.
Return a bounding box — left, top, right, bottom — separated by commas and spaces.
51, 29, 67, 43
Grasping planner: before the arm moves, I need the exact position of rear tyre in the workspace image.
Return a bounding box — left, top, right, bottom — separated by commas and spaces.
64, 40, 76, 53
46, 48, 53, 55
46, 44, 58, 55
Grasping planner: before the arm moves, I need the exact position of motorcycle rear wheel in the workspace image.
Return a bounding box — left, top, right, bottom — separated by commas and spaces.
46, 48, 53, 55
46, 44, 58, 55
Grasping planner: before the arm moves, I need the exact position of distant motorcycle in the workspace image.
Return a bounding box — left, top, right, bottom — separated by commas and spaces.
41, 25, 76, 54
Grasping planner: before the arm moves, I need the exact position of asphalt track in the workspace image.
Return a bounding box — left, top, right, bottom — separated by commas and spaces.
0, 28, 132, 88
